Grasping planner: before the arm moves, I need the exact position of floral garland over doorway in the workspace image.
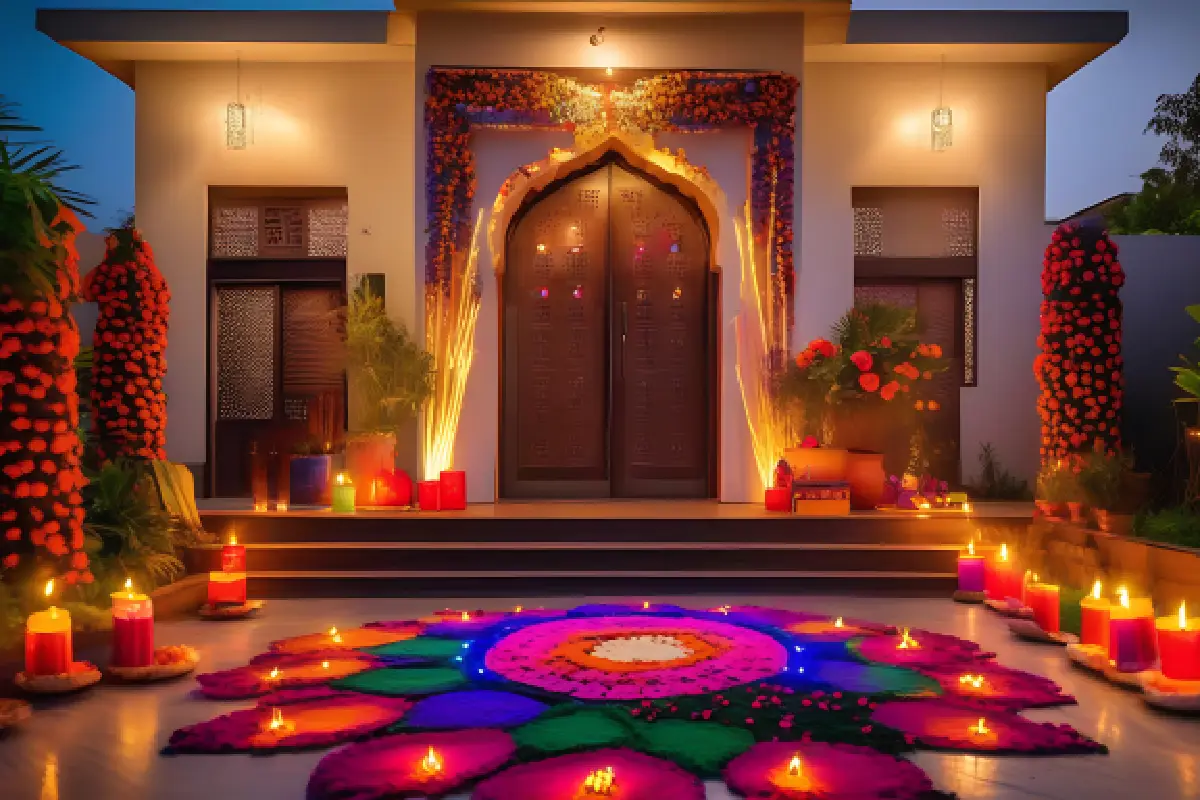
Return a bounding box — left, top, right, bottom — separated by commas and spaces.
424, 68, 798, 340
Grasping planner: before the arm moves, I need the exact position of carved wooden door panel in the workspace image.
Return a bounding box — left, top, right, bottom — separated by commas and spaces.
609, 165, 710, 497
502, 168, 611, 498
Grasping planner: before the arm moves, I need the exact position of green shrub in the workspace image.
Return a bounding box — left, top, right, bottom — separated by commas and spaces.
1133, 507, 1200, 549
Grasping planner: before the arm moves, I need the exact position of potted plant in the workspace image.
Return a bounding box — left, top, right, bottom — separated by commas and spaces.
1080, 446, 1133, 534
1036, 461, 1084, 522
344, 283, 434, 505
777, 303, 947, 508
289, 391, 341, 506
1170, 304, 1200, 502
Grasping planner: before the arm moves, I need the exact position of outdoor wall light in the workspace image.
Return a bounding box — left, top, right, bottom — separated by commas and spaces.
226, 55, 248, 150
931, 55, 952, 151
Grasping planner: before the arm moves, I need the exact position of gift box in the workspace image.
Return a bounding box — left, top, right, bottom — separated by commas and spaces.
792, 481, 851, 517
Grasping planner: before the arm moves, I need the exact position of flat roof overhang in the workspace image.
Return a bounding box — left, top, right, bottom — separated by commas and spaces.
39, 6, 1126, 90
36, 10, 415, 86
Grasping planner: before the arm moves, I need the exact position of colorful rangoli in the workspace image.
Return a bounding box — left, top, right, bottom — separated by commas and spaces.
167, 604, 1105, 799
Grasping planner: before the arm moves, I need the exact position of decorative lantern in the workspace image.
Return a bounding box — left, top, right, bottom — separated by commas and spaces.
226, 56, 247, 150
931, 55, 953, 151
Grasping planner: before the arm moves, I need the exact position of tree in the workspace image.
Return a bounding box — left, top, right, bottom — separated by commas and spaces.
1108, 167, 1200, 235
1147, 73, 1200, 189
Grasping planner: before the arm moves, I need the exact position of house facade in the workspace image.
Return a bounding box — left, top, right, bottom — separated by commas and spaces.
39, 1, 1127, 503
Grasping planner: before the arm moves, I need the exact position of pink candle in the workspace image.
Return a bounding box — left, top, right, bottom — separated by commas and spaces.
1108, 590, 1157, 672
418, 480, 441, 511
439, 470, 466, 511
25, 582, 71, 676
1157, 603, 1200, 682
111, 580, 154, 668
957, 542, 985, 593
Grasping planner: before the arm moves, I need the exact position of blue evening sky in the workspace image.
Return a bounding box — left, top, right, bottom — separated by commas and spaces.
1, 0, 1197, 228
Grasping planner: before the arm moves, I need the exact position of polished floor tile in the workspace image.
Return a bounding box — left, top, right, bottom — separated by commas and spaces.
0, 595, 1195, 800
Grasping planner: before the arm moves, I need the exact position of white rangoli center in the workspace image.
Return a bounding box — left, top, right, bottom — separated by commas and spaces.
589, 635, 695, 663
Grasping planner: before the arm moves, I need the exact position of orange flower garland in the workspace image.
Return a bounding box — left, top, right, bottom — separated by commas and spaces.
1035, 219, 1123, 463
0, 207, 90, 580
82, 227, 170, 461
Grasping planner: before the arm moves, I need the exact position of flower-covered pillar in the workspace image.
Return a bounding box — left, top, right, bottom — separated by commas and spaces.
82, 226, 171, 462
1035, 218, 1124, 464
0, 204, 90, 582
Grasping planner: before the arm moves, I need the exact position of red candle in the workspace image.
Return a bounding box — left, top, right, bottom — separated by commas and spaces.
1025, 580, 1061, 633
1108, 589, 1157, 672
26, 581, 71, 676
208, 571, 247, 605
111, 580, 154, 668
440, 470, 467, 511
765, 486, 791, 512
984, 544, 1015, 601
418, 480, 440, 511
222, 534, 246, 572
1157, 603, 1200, 682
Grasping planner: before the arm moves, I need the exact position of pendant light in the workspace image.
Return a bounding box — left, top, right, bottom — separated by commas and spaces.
931, 55, 953, 152
226, 54, 248, 150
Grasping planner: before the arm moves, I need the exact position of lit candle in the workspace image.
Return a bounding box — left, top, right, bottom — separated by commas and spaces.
1080, 580, 1111, 651
582, 766, 615, 795
332, 472, 356, 514
421, 746, 444, 775
897, 627, 920, 650
970, 717, 989, 736
460, 611, 471, 622
111, 578, 154, 668
439, 470, 467, 511
329, 626, 343, 644
1024, 575, 1061, 634
208, 571, 247, 605
266, 707, 294, 734
1156, 602, 1200, 682
25, 580, 72, 676
958, 673, 987, 691
222, 532, 246, 572
774, 753, 811, 791
418, 480, 441, 511
834, 617, 844, 628
957, 540, 986, 594
985, 543, 1018, 602
1108, 586, 1158, 672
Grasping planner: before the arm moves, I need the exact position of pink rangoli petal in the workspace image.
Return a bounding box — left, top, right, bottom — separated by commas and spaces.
471, 748, 705, 800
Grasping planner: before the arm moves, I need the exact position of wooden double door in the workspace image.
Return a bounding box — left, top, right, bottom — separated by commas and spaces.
502, 157, 715, 498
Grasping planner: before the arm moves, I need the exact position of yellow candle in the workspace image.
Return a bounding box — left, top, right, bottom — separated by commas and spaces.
26, 580, 72, 676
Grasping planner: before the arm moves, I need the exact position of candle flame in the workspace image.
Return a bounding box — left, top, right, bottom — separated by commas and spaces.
643, 601, 650, 610
1181, 601, 1188, 630
787, 754, 802, 776
514, 605, 523, 613
999, 543, 1008, 562
461, 611, 471, 622
582, 766, 615, 794
229, 532, 238, 546
897, 627, 920, 650
268, 667, 281, 680
329, 627, 342, 643
124, 577, 134, 597
1117, 586, 1130, 609
834, 617, 844, 628
322, 661, 330, 670
967, 540, 975, 556
421, 746, 443, 774
336, 472, 348, 486
267, 707, 293, 733
959, 674, 985, 689
1032, 572, 1040, 583
44, 579, 54, 598
971, 717, 990, 736
1092, 580, 1103, 600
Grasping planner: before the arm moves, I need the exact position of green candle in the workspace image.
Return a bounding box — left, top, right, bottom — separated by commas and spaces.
332, 473, 356, 514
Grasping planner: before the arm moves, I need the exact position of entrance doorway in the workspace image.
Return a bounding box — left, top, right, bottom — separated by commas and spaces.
501, 155, 715, 499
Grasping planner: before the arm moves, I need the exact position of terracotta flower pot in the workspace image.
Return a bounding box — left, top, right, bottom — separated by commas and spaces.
782, 446, 849, 482
1067, 501, 1086, 524
345, 432, 397, 505
1035, 500, 1062, 519
1094, 509, 1134, 536
844, 450, 886, 511
831, 404, 908, 477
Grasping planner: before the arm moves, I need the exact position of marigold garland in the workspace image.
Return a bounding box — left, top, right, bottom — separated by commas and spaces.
1035, 219, 1124, 463
425, 68, 797, 336
82, 227, 170, 461
0, 207, 89, 580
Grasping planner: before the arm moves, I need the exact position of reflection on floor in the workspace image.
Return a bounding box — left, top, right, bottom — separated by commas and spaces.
1, 595, 1196, 800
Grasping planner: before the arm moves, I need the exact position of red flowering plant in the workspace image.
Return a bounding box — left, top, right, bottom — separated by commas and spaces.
777, 304, 947, 449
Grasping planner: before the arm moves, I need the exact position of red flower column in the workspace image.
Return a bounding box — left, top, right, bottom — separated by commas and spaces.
1035, 219, 1124, 463
83, 227, 170, 461
0, 208, 90, 581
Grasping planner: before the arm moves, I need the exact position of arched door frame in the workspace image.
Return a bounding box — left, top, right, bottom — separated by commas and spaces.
499, 151, 719, 499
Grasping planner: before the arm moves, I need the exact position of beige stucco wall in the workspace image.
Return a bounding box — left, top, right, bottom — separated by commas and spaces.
134, 59, 416, 474
800, 61, 1048, 483
415, 12, 805, 502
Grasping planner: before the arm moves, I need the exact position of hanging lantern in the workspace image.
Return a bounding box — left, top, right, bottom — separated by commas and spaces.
226, 56, 247, 150
931, 106, 953, 151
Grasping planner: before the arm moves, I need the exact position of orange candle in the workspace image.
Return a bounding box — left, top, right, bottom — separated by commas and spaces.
1025, 577, 1060, 633
25, 580, 72, 676
222, 533, 246, 572
208, 571, 247, 605
1080, 581, 1110, 650
1157, 602, 1200, 682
